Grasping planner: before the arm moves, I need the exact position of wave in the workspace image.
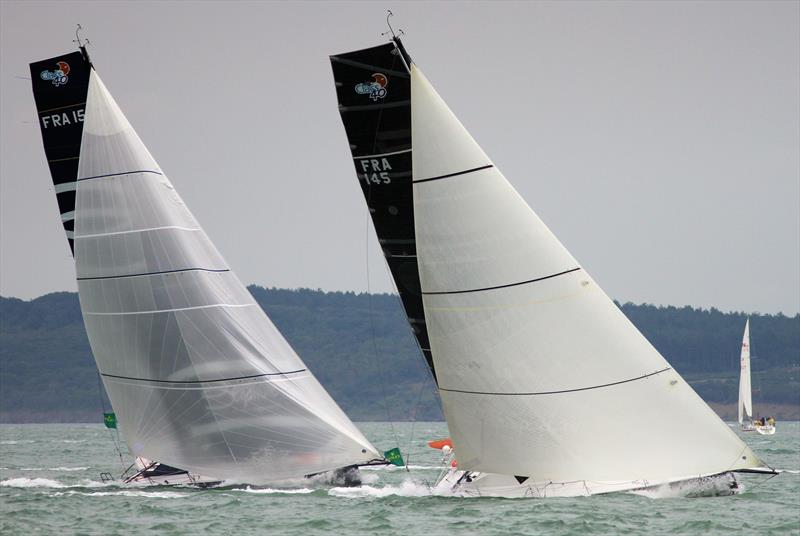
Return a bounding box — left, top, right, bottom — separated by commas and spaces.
0, 477, 111, 489
328, 479, 433, 498
360, 464, 440, 471
51, 490, 187, 499
234, 486, 316, 495
19, 467, 90, 472
0, 440, 35, 445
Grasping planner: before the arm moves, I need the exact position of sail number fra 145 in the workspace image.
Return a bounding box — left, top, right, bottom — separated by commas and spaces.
358, 158, 392, 184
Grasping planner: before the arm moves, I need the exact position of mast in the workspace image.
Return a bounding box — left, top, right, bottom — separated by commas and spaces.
31, 46, 379, 481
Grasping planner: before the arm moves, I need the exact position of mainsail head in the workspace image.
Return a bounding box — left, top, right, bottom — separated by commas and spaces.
331, 38, 764, 486
31, 49, 379, 482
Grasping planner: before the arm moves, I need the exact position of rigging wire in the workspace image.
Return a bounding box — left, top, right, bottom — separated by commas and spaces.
95, 372, 127, 473
363, 206, 401, 453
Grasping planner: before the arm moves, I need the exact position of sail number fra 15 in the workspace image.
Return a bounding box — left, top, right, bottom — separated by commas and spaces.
358, 157, 392, 184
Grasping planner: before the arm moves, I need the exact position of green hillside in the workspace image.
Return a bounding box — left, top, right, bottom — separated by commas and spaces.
0, 288, 797, 422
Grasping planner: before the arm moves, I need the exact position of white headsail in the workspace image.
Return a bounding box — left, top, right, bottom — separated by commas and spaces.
410, 62, 762, 484
32, 49, 378, 482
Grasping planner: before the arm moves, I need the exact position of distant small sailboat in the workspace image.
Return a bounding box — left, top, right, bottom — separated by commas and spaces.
738, 319, 776, 435
31, 38, 383, 485
329, 20, 777, 497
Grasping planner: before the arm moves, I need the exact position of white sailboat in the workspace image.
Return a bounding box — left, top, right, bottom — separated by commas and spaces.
739, 319, 756, 432
330, 27, 776, 498
739, 319, 776, 435
31, 42, 382, 485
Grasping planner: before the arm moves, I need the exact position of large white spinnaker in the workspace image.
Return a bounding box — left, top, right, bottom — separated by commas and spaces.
738, 319, 753, 426
32, 48, 379, 482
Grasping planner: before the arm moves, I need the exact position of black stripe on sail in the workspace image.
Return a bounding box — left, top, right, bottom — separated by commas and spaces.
78, 170, 163, 182
439, 367, 673, 396
78, 267, 230, 281
413, 164, 494, 184
101, 369, 307, 384
423, 268, 582, 296
31, 49, 92, 256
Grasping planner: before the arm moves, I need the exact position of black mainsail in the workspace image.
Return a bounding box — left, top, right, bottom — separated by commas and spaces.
330, 41, 436, 382
30, 49, 92, 254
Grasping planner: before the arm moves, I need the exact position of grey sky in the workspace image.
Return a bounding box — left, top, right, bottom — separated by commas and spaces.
1, 1, 798, 315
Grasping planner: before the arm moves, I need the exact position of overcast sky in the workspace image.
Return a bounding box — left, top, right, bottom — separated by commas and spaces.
1, 1, 798, 315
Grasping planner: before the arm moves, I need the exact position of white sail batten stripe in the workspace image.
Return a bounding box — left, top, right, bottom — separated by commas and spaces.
353, 148, 412, 160
76, 225, 202, 239
439, 367, 673, 396
84, 303, 255, 316
60, 210, 75, 222
54, 182, 77, 194
65, 231, 75, 239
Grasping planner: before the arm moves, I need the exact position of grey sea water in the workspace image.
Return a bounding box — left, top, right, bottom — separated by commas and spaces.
1, 421, 798, 535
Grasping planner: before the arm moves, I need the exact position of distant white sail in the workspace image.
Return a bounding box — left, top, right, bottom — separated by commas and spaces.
33, 49, 378, 482
738, 319, 753, 426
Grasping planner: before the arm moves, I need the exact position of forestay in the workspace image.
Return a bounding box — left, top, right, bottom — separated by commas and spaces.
31, 49, 378, 482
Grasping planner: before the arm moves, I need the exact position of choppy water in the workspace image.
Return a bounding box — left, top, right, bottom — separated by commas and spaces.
1, 422, 798, 535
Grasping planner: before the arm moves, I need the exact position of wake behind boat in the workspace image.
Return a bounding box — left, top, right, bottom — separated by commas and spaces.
31, 38, 385, 486
329, 22, 777, 498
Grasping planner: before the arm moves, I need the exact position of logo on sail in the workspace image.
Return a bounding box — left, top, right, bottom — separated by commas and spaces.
355, 73, 388, 101
40, 61, 71, 87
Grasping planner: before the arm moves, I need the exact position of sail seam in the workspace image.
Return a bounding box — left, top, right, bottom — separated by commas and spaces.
423, 267, 582, 295
84, 302, 251, 316
439, 367, 673, 396
413, 164, 494, 184
77, 267, 230, 281
77, 170, 163, 182
37, 101, 86, 114
101, 370, 308, 384
353, 148, 412, 160
76, 226, 202, 239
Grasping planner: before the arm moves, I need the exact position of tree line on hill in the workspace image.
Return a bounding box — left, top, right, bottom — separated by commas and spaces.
0, 288, 797, 423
